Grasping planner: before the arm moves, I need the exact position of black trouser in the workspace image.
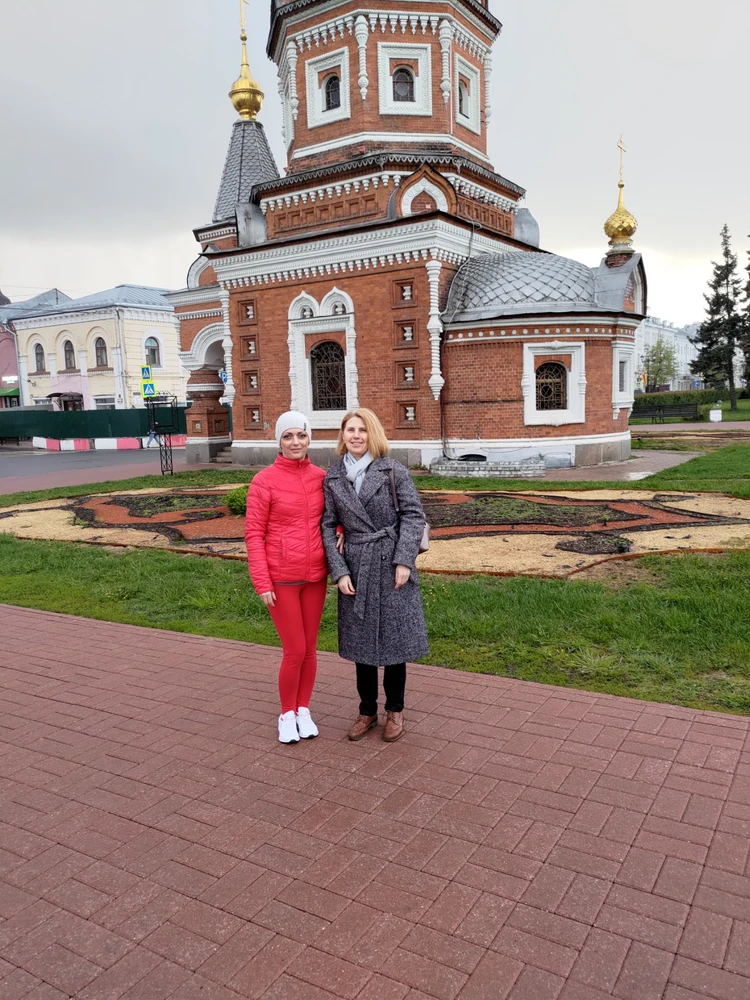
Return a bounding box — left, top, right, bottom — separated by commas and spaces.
356, 662, 406, 716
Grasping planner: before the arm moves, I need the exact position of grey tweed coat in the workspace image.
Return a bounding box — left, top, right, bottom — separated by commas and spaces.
321, 456, 430, 666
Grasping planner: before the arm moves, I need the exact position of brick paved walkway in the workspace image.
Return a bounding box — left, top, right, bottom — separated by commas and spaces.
1, 606, 749, 1000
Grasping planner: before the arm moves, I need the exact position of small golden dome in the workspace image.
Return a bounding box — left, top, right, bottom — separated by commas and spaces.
604, 181, 638, 249
230, 28, 264, 120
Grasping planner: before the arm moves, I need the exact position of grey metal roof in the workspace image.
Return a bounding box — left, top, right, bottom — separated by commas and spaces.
0, 289, 73, 325
214, 120, 280, 222
444, 252, 599, 322
7, 285, 173, 321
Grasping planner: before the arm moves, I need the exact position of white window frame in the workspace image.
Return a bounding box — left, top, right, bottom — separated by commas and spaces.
94, 395, 116, 410
612, 341, 636, 419
378, 42, 432, 117
522, 342, 586, 426
305, 47, 351, 129
454, 55, 481, 134
287, 289, 359, 429
142, 331, 164, 370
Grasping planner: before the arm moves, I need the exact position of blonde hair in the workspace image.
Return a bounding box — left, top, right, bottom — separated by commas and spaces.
336, 408, 390, 458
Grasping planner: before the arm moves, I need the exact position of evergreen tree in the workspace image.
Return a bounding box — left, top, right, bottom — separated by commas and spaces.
691, 225, 747, 410
643, 337, 678, 391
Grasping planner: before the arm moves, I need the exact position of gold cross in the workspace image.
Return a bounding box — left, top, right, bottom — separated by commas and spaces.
240, 0, 247, 33
617, 135, 626, 184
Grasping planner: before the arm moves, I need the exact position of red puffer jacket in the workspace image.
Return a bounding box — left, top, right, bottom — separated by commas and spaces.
245, 455, 328, 595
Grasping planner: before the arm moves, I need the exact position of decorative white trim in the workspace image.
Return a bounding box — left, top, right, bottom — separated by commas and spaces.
187, 256, 213, 289
214, 218, 517, 286
165, 286, 222, 308
483, 51, 492, 125
439, 20, 453, 104
446, 319, 640, 336
444, 174, 516, 213
178, 323, 225, 373
287, 288, 358, 428
354, 15, 369, 98
141, 331, 166, 371
291, 130, 491, 162
260, 171, 403, 215
287, 41, 300, 125
176, 309, 223, 321
196, 225, 236, 242
425, 259, 445, 399
522, 342, 586, 427
454, 54, 481, 134
401, 178, 450, 215
281, 9, 493, 61
305, 46, 351, 129
377, 42, 432, 116
612, 339, 636, 419
218, 289, 235, 405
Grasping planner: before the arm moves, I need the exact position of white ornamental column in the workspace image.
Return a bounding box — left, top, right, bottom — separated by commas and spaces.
286, 42, 299, 131
484, 51, 492, 124
425, 259, 445, 399
439, 21, 453, 104
345, 316, 359, 407
219, 287, 236, 405
354, 16, 369, 99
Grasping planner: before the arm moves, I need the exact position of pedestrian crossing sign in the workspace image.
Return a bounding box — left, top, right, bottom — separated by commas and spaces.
141, 365, 152, 380
141, 381, 156, 399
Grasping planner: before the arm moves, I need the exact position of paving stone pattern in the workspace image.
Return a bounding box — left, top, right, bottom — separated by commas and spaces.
1, 605, 750, 1000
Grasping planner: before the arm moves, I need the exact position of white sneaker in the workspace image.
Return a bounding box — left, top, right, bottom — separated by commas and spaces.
278, 711, 299, 744
296, 707, 319, 739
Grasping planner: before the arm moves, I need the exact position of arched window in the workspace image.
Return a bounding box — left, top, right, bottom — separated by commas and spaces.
145, 336, 161, 368
458, 80, 469, 118
536, 362, 568, 411
393, 67, 415, 103
324, 74, 340, 111
63, 340, 76, 370
94, 337, 108, 367
34, 344, 45, 372
310, 341, 346, 411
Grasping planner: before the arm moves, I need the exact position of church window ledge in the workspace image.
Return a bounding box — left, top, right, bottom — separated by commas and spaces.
238, 298, 257, 325
305, 48, 351, 129
243, 405, 264, 430
395, 360, 419, 389
242, 371, 260, 395
378, 43, 431, 117
393, 279, 417, 308
240, 336, 258, 360
396, 401, 420, 428
394, 320, 418, 348
87, 367, 114, 373
454, 56, 481, 135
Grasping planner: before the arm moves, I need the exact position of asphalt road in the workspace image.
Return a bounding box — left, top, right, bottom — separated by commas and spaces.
0, 447, 213, 495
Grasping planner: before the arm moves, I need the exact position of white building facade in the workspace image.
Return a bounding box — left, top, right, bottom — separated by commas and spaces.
634, 316, 700, 391
11, 285, 186, 410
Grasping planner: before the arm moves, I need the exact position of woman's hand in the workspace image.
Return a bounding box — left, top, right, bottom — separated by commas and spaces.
336, 531, 345, 554
259, 591, 276, 607
394, 565, 411, 590
338, 575, 356, 595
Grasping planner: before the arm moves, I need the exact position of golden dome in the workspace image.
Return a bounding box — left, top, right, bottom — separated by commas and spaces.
229, 27, 264, 120
604, 181, 638, 249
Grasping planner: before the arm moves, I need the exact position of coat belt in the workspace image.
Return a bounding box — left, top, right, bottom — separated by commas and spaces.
345, 525, 398, 620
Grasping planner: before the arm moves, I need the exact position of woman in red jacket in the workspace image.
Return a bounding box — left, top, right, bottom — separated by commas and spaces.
245, 411, 328, 744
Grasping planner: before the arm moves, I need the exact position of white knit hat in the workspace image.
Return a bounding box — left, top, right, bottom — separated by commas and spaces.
275, 410, 312, 448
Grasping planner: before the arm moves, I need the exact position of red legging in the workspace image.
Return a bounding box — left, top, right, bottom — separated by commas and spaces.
267, 579, 327, 715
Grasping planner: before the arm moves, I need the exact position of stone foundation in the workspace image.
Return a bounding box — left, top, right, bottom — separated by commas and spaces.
430, 457, 546, 478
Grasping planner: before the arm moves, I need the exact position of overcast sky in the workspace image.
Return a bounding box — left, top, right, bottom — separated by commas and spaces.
1, 0, 748, 325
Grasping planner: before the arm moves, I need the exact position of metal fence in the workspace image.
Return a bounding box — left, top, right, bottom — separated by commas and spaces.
0, 406, 188, 441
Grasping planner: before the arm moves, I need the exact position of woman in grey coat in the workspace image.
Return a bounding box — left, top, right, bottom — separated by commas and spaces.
321, 407, 429, 743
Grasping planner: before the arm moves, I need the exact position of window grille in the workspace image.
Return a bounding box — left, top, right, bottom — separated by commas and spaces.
324, 75, 341, 111
63, 341, 76, 369
535, 362, 567, 411
618, 360, 627, 393
145, 337, 161, 368
310, 341, 346, 411
34, 344, 45, 371
95, 337, 108, 367
393, 68, 415, 102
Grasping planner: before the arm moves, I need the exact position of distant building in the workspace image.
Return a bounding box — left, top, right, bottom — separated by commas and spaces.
10, 285, 186, 410
635, 316, 699, 390
1, 289, 75, 408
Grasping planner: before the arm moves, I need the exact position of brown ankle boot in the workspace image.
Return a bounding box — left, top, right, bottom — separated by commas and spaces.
383, 711, 404, 742
348, 714, 378, 741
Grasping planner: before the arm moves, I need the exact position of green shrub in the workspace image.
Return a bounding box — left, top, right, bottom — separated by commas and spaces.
226, 485, 249, 516
631, 388, 721, 408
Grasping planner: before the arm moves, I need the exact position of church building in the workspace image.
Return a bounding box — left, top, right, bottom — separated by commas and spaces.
170, 0, 646, 469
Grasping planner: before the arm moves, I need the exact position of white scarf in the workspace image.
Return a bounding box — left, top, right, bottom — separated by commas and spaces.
344, 450, 373, 495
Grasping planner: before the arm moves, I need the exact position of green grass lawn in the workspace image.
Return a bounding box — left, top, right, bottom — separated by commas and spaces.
1, 534, 748, 714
